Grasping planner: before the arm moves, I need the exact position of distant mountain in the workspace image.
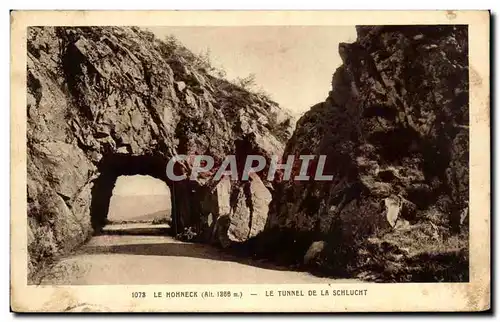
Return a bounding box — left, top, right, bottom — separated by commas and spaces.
126, 209, 172, 223
107, 195, 171, 223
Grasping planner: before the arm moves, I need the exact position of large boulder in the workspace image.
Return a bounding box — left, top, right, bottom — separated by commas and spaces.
264, 25, 469, 280
203, 174, 272, 248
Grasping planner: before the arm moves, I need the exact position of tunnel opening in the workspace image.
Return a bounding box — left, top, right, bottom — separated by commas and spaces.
107, 174, 171, 224
90, 154, 178, 235
90, 153, 207, 241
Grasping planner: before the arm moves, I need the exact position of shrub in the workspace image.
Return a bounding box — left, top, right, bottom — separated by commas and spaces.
232, 73, 274, 101
158, 35, 226, 76
152, 216, 171, 225
234, 73, 257, 90
176, 226, 199, 242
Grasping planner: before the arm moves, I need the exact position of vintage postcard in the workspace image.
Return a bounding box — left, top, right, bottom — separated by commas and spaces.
10, 10, 490, 312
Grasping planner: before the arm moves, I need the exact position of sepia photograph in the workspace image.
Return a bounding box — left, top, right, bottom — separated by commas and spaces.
10, 10, 490, 312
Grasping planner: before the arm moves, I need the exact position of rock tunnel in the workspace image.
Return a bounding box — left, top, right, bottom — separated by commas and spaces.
90, 153, 203, 236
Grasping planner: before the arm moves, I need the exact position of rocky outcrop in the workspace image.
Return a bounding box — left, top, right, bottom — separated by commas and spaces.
27, 26, 292, 277
264, 25, 469, 281
197, 173, 272, 247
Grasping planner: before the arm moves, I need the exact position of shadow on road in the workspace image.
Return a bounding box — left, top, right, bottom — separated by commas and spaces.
80, 239, 303, 273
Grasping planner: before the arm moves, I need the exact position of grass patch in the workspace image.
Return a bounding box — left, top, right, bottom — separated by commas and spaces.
357, 220, 468, 282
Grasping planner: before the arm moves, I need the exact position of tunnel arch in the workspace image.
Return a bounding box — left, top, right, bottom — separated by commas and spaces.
89, 153, 202, 236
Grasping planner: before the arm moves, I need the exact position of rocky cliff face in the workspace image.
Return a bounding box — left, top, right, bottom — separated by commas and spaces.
262, 25, 469, 281
27, 25, 469, 282
27, 26, 292, 276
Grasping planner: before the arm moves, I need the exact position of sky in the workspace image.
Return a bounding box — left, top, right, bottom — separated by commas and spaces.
109, 175, 171, 220
148, 26, 357, 117
113, 175, 170, 196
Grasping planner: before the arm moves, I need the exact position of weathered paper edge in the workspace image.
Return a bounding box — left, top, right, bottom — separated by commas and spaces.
10, 10, 490, 312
